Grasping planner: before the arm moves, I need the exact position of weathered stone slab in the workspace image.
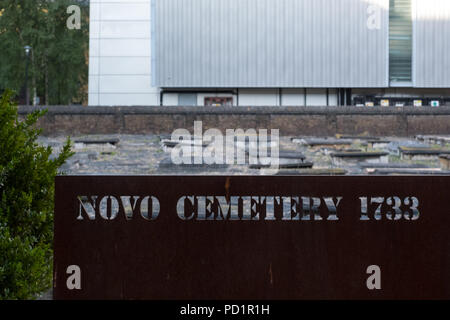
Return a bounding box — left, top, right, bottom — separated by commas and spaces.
161, 140, 179, 148
336, 135, 380, 141
400, 147, 450, 155
293, 138, 354, 147
277, 151, 306, 160
368, 168, 449, 175
275, 168, 347, 176
387, 141, 430, 155
74, 138, 120, 145
161, 139, 209, 148
331, 151, 389, 166
368, 140, 391, 149
236, 140, 279, 151
400, 147, 450, 160
159, 134, 172, 140
439, 155, 450, 170
331, 151, 389, 158
416, 135, 450, 146
250, 159, 313, 169
360, 163, 429, 169
158, 157, 228, 170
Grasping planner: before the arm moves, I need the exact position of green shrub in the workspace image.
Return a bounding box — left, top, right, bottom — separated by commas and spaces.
0, 90, 73, 299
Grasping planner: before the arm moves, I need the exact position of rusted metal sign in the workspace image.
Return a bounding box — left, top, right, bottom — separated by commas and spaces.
54, 176, 450, 300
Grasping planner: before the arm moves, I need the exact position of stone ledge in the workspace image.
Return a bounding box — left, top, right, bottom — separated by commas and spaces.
16, 105, 450, 137
17, 105, 450, 116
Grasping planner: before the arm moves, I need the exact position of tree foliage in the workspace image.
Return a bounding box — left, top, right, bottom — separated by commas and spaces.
0, 0, 89, 105
0, 90, 74, 299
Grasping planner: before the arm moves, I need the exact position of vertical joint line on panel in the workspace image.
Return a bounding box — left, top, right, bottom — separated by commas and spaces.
98, 1, 102, 105
151, 0, 157, 88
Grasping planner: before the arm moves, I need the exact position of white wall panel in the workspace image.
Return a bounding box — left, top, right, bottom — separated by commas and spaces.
98, 3, 151, 21
97, 21, 151, 39
99, 93, 159, 106
306, 89, 328, 106
88, 0, 158, 106
239, 89, 279, 106
281, 89, 306, 107
99, 75, 153, 93
97, 39, 151, 57
162, 93, 178, 106
99, 57, 151, 75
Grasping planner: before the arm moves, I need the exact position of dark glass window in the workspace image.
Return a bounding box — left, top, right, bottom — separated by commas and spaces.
389, 0, 413, 83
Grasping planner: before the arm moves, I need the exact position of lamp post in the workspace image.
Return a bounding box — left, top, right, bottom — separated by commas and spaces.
24, 45, 32, 106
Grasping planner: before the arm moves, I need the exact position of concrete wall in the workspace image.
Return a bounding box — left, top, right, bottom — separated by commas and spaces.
19, 106, 450, 137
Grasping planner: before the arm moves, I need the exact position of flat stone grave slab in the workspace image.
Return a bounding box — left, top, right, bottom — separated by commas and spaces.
277, 151, 307, 160
293, 138, 354, 147
249, 159, 313, 169
274, 168, 347, 176
367, 140, 391, 149
235, 140, 279, 151
251, 151, 306, 161
319, 148, 362, 156
387, 141, 430, 155
332, 151, 389, 158
416, 135, 450, 146
400, 147, 450, 160
368, 168, 449, 175
159, 134, 172, 140
232, 136, 278, 142
331, 151, 389, 166
161, 139, 210, 148
439, 154, 450, 170
336, 135, 380, 141
74, 138, 120, 146
158, 157, 228, 170
362, 163, 433, 174
360, 163, 430, 169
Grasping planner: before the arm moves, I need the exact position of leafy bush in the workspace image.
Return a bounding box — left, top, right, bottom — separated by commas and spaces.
0, 90, 73, 299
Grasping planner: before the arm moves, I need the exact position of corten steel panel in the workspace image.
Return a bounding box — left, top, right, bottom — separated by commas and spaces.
153, 0, 389, 88
413, 0, 450, 87
54, 176, 450, 300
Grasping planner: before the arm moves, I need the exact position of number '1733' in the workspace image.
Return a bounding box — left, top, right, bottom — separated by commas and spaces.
360, 197, 420, 221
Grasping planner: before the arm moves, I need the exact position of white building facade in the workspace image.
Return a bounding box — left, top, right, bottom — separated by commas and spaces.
89, 0, 158, 106
89, 0, 450, 107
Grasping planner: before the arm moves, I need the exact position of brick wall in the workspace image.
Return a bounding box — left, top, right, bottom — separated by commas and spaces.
18, 106, 450, 137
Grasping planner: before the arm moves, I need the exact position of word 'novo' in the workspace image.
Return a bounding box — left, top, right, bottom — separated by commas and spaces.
77, 195, 160, 220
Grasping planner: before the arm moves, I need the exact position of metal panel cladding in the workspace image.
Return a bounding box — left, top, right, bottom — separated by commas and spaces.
153, 0, 390, 88
413, 0, 450, 88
